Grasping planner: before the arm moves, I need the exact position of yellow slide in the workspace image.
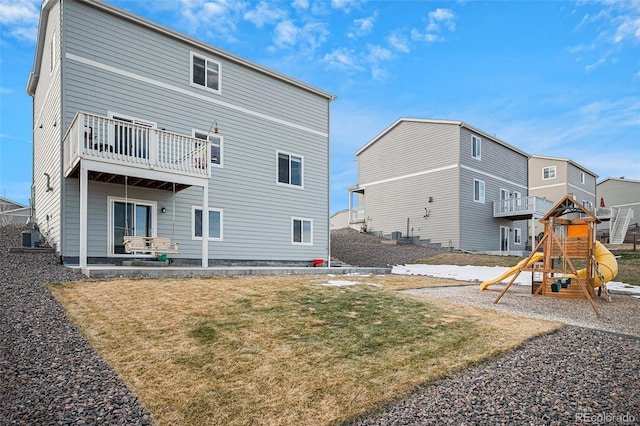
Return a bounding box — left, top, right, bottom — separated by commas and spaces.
479, 241, 618, 290
479, 252, 544, 290
573, 241, 618, 287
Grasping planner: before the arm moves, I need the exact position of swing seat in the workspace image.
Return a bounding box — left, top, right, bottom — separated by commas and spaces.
124, 236, 179, 254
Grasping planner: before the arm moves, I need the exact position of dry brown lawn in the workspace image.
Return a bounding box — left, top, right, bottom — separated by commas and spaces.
51, 274, 561, 426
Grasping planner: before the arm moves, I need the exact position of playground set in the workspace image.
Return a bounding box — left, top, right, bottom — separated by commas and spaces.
480, 195, 618, 316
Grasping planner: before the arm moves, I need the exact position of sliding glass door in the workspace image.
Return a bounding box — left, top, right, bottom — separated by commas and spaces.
111, 198, 154, 255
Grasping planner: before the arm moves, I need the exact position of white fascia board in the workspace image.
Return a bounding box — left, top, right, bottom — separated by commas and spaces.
26, 0, 57, 95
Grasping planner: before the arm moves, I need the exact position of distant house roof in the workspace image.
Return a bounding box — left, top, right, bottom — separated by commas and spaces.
530, 155, 598, 178
27, 0, 336, 101
597, 177, 640, 186
0, 197, 27, 210
355, 118, 529, 158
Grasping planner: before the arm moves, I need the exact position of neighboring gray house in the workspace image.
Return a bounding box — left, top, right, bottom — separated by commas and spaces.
27, 0, 334, 267
348, 118, 549, 254
596, 177, 639, 244
528, 155, 598, 243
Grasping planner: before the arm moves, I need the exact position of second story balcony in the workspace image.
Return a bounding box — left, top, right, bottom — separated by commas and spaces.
493, 196, 554, 220
64, 112, 211, 190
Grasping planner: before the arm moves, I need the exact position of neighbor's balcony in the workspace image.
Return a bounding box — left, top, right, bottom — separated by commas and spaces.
349, 208, 366, 223
493, 196, 554, 220
63, 112, 210, 180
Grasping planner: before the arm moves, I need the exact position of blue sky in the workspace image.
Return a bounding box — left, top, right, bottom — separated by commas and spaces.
1, 0, 639, 212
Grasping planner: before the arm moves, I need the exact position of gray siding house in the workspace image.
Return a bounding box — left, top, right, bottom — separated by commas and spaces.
27, 0, 334, 267
596, 177, 639, 244
348, 118, 542, 254
528, 155, 598, 241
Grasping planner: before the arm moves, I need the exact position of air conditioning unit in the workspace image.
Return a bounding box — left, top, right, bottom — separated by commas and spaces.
21, 231, 41, 248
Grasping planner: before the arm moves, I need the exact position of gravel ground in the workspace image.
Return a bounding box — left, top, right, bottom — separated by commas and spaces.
335, 228, 640, 425
0, 225, 153, 425
331, 228, 443, 267
348, 326, 640, 426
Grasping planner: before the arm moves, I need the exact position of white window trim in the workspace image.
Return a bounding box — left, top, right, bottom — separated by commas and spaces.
107, 111, 157, 128
542, 166, 556, 180
514, 228, 522, 245
580, 172, 585, 184
107, 196, 157, 257
192, 129, 223, 168
471, 135, 481, 160
190, 51, 222, 94
191, 206, 223, 241
291, 217, 313, 245
276, 150, 304, 189
473, 179, 485, 203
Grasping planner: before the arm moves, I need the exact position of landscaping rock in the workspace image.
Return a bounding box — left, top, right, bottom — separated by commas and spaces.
0, 224, 153, 425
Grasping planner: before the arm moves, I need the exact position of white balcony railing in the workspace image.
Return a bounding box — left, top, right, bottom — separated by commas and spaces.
349, 208, 366, 223
493, 196, 554, 218
64, 112, 210, 179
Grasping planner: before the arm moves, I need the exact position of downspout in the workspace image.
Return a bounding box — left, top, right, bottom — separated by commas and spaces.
327, 98, 332, 267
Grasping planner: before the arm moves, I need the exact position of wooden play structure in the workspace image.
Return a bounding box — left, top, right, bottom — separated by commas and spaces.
488, 195, 618, 316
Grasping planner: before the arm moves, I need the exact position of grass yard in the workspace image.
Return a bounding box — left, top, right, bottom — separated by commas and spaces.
51, 275, 560, 426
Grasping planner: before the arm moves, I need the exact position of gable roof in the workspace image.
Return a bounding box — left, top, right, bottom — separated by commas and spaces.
540, 194, 599, 223
27, 0, 336, 101
530, 155, 598, 178
355, 118, 529, 157
597, 177, 640, 186
0, 197, 27, 210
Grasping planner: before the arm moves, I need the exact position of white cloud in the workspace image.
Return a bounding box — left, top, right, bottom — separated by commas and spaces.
387, 31, 410, 53
273, 20, 328, 51
613, 16, 640, 42
429, 8, 455, 30
584, 56, 606, 72
0, 0, 38, 24
366, 44, 391, 62
0, 0, 39, 43
348, 12, 376, 37
331, 0, 363, 13
291, 0, 309, 10
244, 1, 287, 28
176, 0, 248, 41
571, 2, 640, 77
274, 20, 298, 47
411, 7, 455, 43
324, 47, 363, 72
410, 29, 442, 43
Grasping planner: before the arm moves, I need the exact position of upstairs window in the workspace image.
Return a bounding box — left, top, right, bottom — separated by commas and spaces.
292, 217, 312, 245
277, 151, 303, 187
191, 52, 221, 93
471, 135, 481, 159
543, 166, 556, 180
193, 130, 223, 166
580, 172, 585, 184
473, 179, 485, 203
